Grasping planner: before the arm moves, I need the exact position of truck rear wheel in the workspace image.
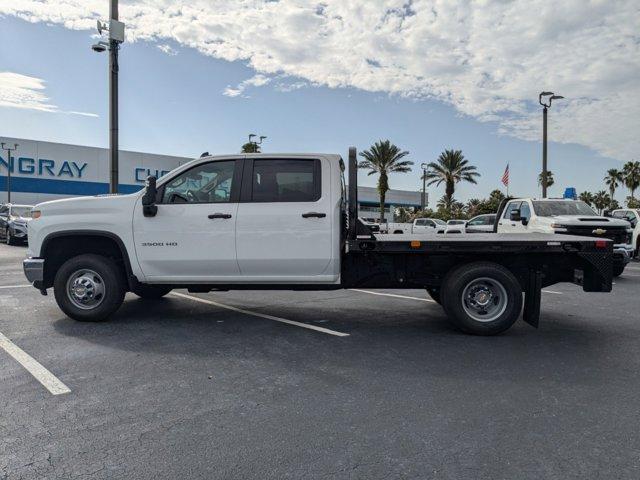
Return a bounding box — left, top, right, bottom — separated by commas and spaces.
441, 262, 523, 335
131, 284, 172, 299
53, 254, 125, 322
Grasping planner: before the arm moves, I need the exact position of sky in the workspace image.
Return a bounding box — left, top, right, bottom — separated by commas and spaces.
0, 0, 638, 204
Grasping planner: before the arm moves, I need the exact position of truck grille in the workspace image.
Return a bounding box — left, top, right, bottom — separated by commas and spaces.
560, 226, 629, 244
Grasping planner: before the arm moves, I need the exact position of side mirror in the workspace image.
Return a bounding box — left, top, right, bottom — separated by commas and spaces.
510, 209, 522, 222
521, 217, 529, 226
142, 176, 158, 217
602, 209, 612, 217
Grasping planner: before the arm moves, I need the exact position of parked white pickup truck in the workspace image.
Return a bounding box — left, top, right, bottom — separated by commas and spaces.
23, 150, 615, 335
496, 198, 634, 276
381, 218, 446, 234
611, 208, 639, 258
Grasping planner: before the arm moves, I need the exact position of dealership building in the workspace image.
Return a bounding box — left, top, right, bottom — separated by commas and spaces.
0, 137, 422, 220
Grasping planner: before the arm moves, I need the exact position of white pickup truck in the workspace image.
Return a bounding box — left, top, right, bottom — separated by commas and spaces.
611, 208, 639, 258
496, 198, 634, 276
381, 218, 446, 235
23, 150, 615, 335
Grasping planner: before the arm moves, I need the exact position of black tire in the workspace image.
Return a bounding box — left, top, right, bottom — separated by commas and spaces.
53, 254, 125, 322
441, 262, 523, 336
131, 284, 172, 299
613, 264, 625, 277
425, 287, 441, 305
5, 228, 16, 246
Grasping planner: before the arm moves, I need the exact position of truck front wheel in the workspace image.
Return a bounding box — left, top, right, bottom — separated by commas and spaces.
53, 254, 125, 322
441, 262, 523, 335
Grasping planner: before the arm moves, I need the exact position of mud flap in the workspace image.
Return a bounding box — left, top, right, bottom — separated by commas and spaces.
523, 270, 542, 328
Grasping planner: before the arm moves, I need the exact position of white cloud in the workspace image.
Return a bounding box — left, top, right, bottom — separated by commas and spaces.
223, 74, 271, 98
0, 71, 98, 117
157, 44, 177, 56
2, 0, 638, 160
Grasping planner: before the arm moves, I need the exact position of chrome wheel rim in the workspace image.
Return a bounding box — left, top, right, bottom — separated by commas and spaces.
461, 277, 508, 322
66, 269, 106, 310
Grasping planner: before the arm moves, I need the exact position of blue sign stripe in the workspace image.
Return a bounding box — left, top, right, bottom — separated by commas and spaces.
0, 176, 143, 195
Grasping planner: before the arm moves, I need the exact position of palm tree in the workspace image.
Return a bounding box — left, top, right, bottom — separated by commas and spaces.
436, 195, 464, 212
593, 190, 611, 215
241, 142, 260, 153
466, 198, 482, 217
537, 171, 555, 191
623, 161, 640, 200
579, 191, 594, 207
358, 140, 413, 222
604, 169, 623, 201
424, 150, 480, 211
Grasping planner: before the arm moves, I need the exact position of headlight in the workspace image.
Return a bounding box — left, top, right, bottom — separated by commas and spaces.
31, 210, 41, 219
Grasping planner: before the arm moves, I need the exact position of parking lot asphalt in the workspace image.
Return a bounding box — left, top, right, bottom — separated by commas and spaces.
1, 242, 640, 479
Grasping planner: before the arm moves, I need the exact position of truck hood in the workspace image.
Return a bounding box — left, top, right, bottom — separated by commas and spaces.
35, 193, 140, 216
536, 215, 629, 227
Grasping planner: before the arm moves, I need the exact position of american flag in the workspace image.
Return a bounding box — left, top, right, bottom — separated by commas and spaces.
501, 164, 509, 187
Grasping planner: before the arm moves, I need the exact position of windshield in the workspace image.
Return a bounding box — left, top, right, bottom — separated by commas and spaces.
448, 220, 465, 224
532, 201, 597, 217
434, 219, 446, 225
10, 207, 32, 218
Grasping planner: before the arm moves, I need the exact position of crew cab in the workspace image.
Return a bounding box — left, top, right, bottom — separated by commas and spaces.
611, 209, 639, 258
23, 150, 614, 336
496, 198, 634, 276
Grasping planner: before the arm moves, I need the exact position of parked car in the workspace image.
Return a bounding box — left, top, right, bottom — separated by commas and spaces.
465, 214, 497, 233
0, 203, 33, 245
610, 209, 639, 258
359, 217, 380, 233
381, 218, 446, 234
445, 219, 466, 234
496, 198, 634, 276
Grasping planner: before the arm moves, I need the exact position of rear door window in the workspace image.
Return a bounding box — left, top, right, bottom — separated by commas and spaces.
249, 159, 320, 202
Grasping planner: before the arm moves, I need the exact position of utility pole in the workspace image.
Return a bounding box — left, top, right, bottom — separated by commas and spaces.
420, 162, 428, 210
1, 142, 18, 204
92, 1, 125, 194
109, 0, 119, 194
539, 91, 564, 198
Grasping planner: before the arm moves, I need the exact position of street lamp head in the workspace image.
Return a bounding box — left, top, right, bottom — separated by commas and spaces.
259, 136, 267, 141
420, 162, 428, 169
91, 41, 108, 53
540, 91, 554, 96
550, 95, 564, 100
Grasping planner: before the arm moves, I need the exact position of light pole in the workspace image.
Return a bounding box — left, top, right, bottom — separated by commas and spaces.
248, 133, 267, 152
539, 91, 564, 198
92, 1, 125, 194
1, 142, 18, 204
420, 162, 429, 210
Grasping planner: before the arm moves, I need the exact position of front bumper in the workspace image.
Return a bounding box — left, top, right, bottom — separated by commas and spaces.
613, 244, 634, 265
10, 224, 28, 239
23, 258, 44, 283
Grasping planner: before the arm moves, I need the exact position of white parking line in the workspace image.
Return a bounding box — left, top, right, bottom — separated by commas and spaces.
170, 292, 349, 337
0, 284, 32, 290
351, 287, 564, 301
0, 332, 71, 395
349, 289, 437, 303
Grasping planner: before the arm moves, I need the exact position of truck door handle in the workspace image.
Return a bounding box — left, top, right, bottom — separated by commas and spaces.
302, 212, 326, 218
208, 213, 232, 219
